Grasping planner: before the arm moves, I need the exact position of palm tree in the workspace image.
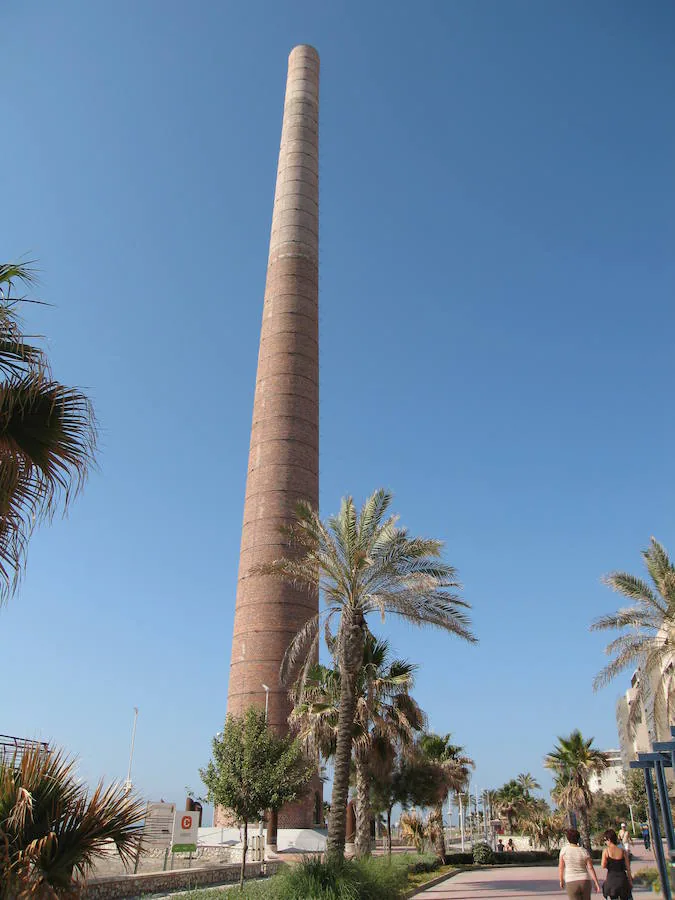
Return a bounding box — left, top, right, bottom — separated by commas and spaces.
521, 810, 565, 851
494, 780, 525, 833
517, 772, 541, 797
418, 732, 473, 859
0, 743, 145, 897
544, 730, 609, 850
0, 263, 97, 602
591, 538, 675, 730
291, 634, 426, 857
259, 489, 476, 858
352, 636, 426, 857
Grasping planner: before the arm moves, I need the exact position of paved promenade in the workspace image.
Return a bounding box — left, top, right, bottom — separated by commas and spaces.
417, 866, 566, 898
417, 846, 655, 898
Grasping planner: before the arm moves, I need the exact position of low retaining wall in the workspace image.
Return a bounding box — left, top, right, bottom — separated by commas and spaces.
84, 861, 282, 899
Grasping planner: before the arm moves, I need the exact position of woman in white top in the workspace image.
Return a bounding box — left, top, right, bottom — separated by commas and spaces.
559, 828, 601, 899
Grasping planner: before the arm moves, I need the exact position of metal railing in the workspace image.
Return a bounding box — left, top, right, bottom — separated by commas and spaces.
0, 734, 50, 767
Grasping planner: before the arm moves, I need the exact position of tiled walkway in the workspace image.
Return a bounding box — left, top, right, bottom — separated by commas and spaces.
416, 866, 567, 898
416, 849, 655, 898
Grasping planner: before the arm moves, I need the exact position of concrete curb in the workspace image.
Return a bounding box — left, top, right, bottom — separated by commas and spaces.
405, 865, 472, 898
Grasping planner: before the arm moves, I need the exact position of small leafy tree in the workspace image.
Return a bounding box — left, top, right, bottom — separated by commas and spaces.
200, 707, 313, 890
625, 769, 648, 825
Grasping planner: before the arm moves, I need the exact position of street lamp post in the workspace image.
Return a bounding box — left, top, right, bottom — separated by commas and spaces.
124, 707, 138, 794
262, 684, 270, 723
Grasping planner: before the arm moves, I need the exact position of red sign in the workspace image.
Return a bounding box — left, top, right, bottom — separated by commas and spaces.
181, 815, 192, 830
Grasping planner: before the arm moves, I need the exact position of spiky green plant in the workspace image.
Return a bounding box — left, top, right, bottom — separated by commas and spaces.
0, 263, 97, 602
591, 538, 675, 730
0, 744, 145, 897
258, 488, 476, 858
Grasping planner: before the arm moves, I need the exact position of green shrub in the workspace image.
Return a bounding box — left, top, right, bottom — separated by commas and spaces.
493, 850, 558, 864
400, 853, 439, 875
444, 851, 474, 865
633, 865, 675, 894
188, 854, 440, 899
472, 842, 495, 865
269, 855, 410, 899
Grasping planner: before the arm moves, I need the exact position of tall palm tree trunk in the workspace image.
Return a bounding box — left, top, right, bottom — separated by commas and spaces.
327, 616, 365, 859
354, 755, 371, 857
387, 805, 393, 858
431, 801, 446, 860
578, 806, 591, 852
327, 670, 359, 858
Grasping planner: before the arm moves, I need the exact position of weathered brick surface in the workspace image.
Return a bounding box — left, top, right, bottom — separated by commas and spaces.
222, 44, 321, 829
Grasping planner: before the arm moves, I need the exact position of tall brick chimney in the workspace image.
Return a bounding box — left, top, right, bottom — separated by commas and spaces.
218, 45, 320, 833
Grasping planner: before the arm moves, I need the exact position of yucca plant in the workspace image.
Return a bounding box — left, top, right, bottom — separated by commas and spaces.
0, 743, 145, 897
399, 811, 428, 854
0, 263, 97, 603
259, 488, 476, 858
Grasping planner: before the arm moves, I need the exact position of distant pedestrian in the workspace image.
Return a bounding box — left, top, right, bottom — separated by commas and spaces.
641, 823, 650, 850
601, 829, 633, 900
618, 823, 631, 853
497, 839, 505, 852
559, 828, 601, 900
507, 838, 515, 852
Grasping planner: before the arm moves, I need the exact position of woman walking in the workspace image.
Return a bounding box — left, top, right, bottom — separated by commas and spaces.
600, 829, 633, 900
559, 828, 601, 899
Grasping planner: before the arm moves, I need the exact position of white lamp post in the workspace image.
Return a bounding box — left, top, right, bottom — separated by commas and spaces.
124, 707, 138, 794
261, 684, 270, 723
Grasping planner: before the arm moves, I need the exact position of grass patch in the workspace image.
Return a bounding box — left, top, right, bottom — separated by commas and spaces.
406, 862, 457, 889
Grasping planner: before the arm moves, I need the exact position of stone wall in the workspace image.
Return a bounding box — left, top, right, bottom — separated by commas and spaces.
84, 861, 281, 899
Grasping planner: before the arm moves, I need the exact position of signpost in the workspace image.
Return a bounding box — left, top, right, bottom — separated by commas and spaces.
172, 810, 198, 853
629, 726, 675, 900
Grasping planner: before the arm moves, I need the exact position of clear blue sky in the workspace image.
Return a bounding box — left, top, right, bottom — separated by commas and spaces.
2, 0, 674, 815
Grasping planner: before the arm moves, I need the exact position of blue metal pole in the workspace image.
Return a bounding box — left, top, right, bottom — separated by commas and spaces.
654, 760, 675, 855
645, 767, 672, 900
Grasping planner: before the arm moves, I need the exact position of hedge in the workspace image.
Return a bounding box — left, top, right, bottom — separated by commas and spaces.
445, 848, 602, 866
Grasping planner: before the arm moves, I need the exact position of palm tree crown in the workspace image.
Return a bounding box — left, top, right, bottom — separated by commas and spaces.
0, 263, 97, 602
517, 772, 541, 796
544, 729, 608, 850
591, 538, 675, 721
418, 732, 473, 859
259, 488, 476, 858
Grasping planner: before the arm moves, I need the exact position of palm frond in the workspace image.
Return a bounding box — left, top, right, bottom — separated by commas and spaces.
601, 573, 665, 614
280, 613, 321, 687
644, 537, 673, 588
0, 374, 98, 602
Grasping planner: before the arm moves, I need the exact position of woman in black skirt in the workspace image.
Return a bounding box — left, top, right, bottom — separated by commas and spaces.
601, 829, 633, 900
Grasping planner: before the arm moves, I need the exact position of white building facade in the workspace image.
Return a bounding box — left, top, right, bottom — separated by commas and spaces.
616, 643, 675, 770
589, 749, 624, 794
